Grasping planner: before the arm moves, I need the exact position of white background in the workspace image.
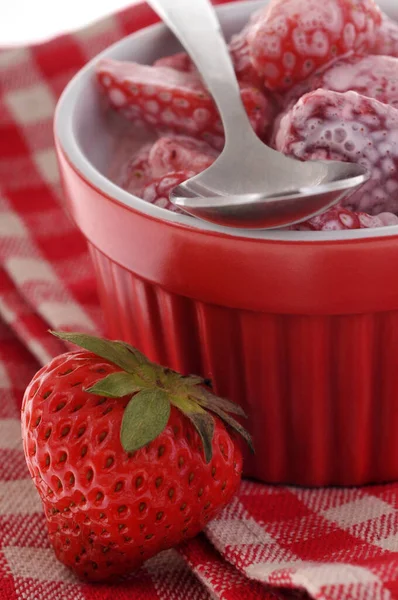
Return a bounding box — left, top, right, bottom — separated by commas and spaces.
0, 0, 138, 45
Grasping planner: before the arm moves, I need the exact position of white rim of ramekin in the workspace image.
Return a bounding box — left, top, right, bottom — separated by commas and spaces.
54, 0, 398, 243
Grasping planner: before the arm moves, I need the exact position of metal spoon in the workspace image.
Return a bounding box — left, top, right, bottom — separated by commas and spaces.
147, 0, 369, 230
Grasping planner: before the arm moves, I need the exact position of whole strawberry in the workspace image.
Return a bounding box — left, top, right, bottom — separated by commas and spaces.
275, 88, 398, 215
142, 170, 195, 211
96, 58, 272, 149
247, 0, 382, 91
21, 332, 251, 582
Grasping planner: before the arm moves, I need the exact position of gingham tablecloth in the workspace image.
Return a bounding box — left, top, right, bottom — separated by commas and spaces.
1, 2, 398, 599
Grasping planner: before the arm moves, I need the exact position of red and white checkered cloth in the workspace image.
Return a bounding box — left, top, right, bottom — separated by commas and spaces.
1, 2, 398, 599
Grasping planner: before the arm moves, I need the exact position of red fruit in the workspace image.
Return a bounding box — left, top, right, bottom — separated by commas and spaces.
275, 88, 398, 215
21, 332, 251, 582
290, 54, 398, 108
142, 170, 194, 211
373, 12, 398, 58
148, 135, 219, 178
154, 52, 196, 72
228, 9, 264, 86
114, 142, 152, 196
246, 0, 382, 91
96, 59, 271, 149
272, 54, 398, 148
291, 205, 398, 231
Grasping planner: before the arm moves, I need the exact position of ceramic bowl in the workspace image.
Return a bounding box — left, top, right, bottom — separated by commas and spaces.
55, 0, 398, 486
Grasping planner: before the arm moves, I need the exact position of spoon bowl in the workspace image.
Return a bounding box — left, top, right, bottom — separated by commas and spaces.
171, 154, 369, 230
148, 0, 369, 230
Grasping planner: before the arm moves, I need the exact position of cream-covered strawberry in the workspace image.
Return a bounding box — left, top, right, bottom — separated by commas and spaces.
228, 8, 264, 86
148, 135, 218, 178
285, 54, 398, 109
142, 171, 194, 211
111, 135, 218, 208
276, 88, 398, 215
113, 142, 153, 197
96, 59, 272, 149
246, 0, 382, 91
291, 205, 398, 230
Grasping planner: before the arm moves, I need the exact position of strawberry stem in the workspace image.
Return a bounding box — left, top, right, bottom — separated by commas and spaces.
51, 331, 253, 462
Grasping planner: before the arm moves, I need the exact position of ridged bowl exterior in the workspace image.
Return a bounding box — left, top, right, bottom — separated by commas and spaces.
57, 144, 398, 486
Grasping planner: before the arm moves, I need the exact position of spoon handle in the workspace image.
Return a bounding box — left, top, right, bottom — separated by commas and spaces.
147, 0, 255, 145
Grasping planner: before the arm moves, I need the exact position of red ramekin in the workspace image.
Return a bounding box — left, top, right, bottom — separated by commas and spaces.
55, 0, 398, 486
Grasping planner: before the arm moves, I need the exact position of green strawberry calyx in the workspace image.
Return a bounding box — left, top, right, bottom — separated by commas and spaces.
51, 331, 253, 463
